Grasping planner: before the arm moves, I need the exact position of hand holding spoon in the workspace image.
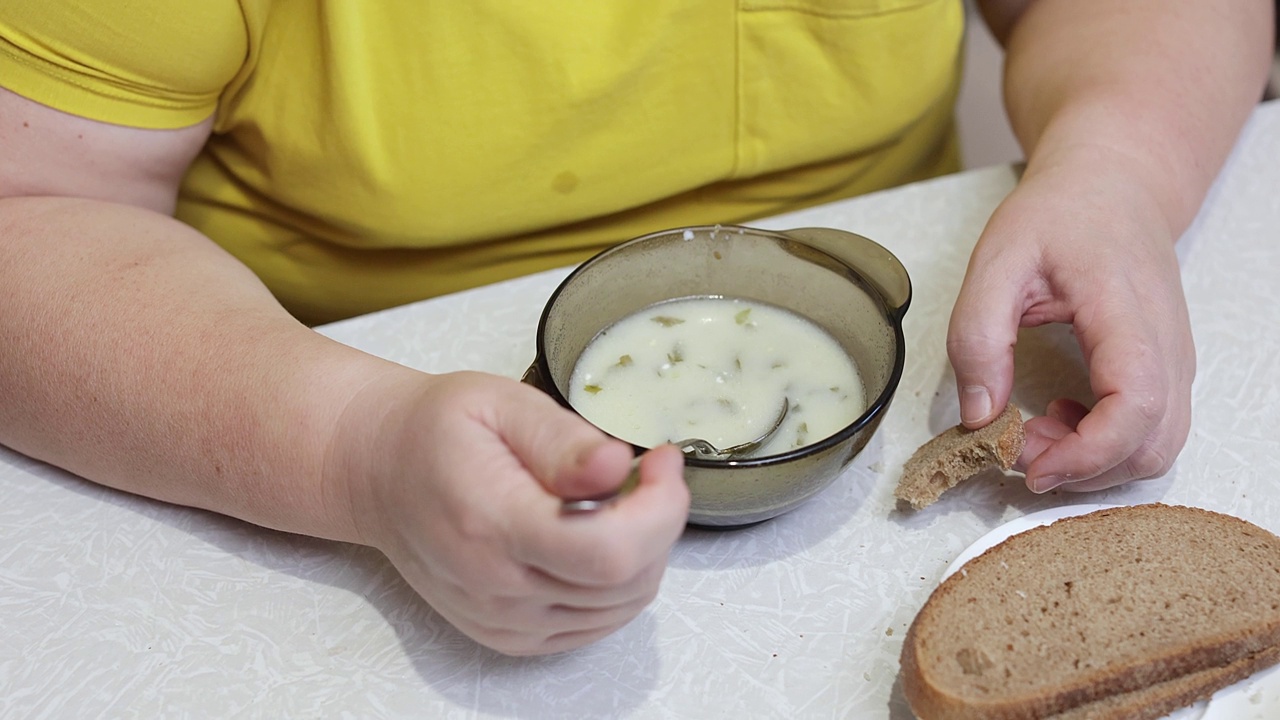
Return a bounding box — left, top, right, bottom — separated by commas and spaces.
561, 398, 791, 514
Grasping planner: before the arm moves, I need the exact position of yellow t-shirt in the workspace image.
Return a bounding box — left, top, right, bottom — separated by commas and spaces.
1, 1, 963, 325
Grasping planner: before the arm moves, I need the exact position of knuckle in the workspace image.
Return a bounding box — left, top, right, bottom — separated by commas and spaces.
579, 537, 643, 587
447, 553, 525, 604
452, 512, 497, 547
945, 333, 983, 364
464, 613, 549, 657
487, 632, 543, 657
1130, 390, 1166, 428
623, 562, 665, 605
1120, 345, 1168, 402
1126, 445, 1170, 480
637, 571, 663, 604
946, 329, 1011, 372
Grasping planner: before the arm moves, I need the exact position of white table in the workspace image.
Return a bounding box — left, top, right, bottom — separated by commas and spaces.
4, 102, 1280, 719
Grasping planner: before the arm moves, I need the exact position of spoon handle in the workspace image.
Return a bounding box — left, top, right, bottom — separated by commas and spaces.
560, 396, 788, 514
560, 457, 643, 514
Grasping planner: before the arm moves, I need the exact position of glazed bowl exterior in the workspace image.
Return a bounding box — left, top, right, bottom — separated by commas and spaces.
523, 225, 910, 528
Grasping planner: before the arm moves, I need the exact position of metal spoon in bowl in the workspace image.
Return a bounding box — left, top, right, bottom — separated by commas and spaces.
671, 397, 792, 461
561, 398, 791, 514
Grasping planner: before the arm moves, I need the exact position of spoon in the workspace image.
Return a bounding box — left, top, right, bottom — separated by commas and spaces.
561, 398, 791, 514
670, 397, 792, 461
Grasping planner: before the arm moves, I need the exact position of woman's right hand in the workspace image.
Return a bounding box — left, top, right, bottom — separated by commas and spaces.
339, 369, 691, 656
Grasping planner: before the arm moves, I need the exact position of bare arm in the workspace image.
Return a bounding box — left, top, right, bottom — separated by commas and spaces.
949, 1, 1272, 492
979, 0, 1272, 232
0, 87, 385, 541
0, 87, 688, 655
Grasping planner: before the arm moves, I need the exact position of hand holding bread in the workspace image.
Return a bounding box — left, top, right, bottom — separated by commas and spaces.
945, 158, 1195, 497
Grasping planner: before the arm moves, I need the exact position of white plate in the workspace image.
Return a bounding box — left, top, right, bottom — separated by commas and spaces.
942, 504, 1280, 720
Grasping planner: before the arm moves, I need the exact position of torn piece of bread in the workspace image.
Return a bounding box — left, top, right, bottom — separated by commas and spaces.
900, 504, 1280, 720
894, 403, 1025, 510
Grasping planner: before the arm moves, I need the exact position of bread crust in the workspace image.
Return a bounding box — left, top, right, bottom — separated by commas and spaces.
1049, 643, 1280, 720
900, 504, 1280, 720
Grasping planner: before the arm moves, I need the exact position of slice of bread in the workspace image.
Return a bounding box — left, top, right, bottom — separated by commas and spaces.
895, 403, 1025, 510
900, 504, 1280, 720
1050, 643, 1280, 720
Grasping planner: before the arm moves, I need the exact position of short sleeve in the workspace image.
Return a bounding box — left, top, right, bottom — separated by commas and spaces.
0, 0, 248, 129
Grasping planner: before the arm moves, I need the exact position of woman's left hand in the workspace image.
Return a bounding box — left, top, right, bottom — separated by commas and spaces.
945, 147, 1196, 493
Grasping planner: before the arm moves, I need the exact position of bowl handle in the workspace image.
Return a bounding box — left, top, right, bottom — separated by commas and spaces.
521, 359, 551, 393
780, 227, 912, 320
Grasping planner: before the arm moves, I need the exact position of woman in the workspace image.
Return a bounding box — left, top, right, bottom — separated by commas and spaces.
0, 0, 1271, 654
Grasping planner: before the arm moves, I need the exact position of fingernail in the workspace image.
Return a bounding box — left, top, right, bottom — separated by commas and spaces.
1030, 475, 1065, 494
573, 443, 597, 469
1032, 423, 1071, 443
961, 386, 992, 424
572, 440, 611, 474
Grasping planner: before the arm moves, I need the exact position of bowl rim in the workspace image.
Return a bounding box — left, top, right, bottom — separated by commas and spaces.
532, 223, 909, 468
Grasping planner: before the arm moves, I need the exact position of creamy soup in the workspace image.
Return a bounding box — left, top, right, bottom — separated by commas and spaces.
568, 296, 865, 458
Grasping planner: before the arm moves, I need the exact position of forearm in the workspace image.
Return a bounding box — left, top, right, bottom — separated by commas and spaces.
0, 196, 406, 543
998, 0, 1273, 233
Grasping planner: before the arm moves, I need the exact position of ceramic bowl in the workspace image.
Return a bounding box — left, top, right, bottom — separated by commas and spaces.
523, 225, 910, 528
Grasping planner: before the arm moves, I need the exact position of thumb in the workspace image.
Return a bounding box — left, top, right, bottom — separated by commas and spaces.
491, 381, 635, 499
946, 261, 1022, 428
